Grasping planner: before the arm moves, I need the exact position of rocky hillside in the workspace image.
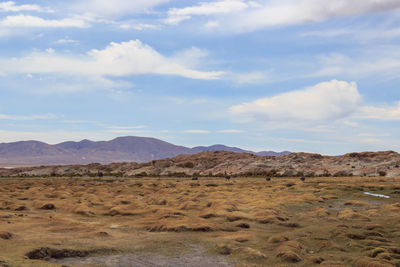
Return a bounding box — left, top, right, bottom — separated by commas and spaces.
192, 144, 291, 157
1, 150, 399, 178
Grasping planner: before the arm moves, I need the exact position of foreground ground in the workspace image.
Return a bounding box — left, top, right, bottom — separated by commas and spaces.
0, 177, 399, 266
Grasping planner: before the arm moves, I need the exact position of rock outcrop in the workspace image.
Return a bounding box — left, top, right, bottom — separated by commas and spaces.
1, 150, 399, 177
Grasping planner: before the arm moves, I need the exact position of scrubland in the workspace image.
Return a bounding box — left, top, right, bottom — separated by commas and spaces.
0, 176, 399, 266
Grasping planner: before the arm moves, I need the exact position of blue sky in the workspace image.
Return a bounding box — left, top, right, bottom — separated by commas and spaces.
0, 0, 400, 155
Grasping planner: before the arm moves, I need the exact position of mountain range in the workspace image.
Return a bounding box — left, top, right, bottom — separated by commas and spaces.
0, 136, 290, 166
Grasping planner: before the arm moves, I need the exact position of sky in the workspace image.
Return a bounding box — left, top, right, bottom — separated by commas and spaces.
0, 0, 400, 155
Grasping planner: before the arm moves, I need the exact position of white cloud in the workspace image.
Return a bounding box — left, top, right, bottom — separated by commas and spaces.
275, 137, 341, 145
119, 23, 160, 31
0, 113, 56, 120
343, 121, 359, 127
183, 129, 211, 134
300, 29, 355, 39
230, 80, 361, 123
204, 20, 220, 29
172, 47, 209, 69
63, 120, 95, 124
311, 49, 400, 79
358, 132, 391, 137
0, 40, 224, 80
53, 37, 79, 45
235, 0, 400, 31
71, 0, 169, 18
230, 79, 400, 129
358, 103, 400, 120
2, 74, 131, 93
0, 15, 89, 28
232, 71, 270, 84
165, 0, 248, 25
107, 125, 147, 130
167, 0, 400, 32
300, 27, 400, 41
0, 1, 52, 12
218, 129, 243, 133
107, 129, 150, 134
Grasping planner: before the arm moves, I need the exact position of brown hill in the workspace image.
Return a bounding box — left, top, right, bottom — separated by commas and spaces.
0, 137, 194, 166
1, 150, 399, 178
0, 136, 289, 167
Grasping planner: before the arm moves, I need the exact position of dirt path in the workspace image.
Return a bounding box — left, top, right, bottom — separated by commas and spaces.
50, 246, 234, 267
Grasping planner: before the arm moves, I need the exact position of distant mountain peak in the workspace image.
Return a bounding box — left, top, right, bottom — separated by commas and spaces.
0, 136, 290, 167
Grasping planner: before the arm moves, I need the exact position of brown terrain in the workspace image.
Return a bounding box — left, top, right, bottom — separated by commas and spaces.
1, 150, 400, 178
0, 176, 399, 266
0, 150, 399, 266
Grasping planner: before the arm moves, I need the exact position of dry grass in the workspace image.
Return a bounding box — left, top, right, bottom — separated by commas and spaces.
0, 176, 399, 266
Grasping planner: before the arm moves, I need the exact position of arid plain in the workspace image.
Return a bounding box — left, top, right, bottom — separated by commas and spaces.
0, 176, 399, 267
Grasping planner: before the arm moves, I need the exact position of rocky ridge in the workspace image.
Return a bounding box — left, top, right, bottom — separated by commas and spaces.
1, 150, 399, 178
